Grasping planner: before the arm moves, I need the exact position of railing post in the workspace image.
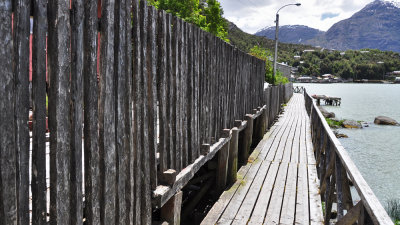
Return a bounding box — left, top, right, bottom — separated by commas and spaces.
335, 153, 345, 220
216, 129, 231, 194
161, 191, 183, 225
238, 114, 254, 166
227, 127, 239, 185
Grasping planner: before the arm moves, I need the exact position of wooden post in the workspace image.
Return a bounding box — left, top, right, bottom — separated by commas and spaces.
216, 129, 231, 194
227, 127, 239, 185
161, 191, 183, 225
238, 115, 254, 166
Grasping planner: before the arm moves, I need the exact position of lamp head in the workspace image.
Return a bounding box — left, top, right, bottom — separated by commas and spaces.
295, 3, 301, 6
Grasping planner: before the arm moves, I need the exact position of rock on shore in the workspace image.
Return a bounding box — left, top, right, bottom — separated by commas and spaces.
374, 116, 399, 126
318, 106, 335, 118
342, 120, 362, 129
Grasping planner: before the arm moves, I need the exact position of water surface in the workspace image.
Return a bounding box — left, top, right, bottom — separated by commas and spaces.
296, 83, 400, 205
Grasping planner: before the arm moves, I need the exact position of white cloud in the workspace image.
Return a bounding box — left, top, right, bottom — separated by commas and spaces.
219, 0, 400, 33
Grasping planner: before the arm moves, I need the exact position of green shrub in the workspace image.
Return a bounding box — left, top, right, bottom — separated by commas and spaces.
325, 118, 344, 128
386, 199, 400, 222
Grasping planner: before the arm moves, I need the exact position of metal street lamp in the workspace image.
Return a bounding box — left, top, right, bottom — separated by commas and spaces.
273, 3, 301, 84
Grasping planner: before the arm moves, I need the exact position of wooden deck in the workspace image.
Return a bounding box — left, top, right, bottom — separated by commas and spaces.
202, 94, 324, 225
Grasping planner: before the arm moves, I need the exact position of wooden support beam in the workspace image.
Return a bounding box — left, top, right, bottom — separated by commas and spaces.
227, 127, 239, 185
336, 201, 362, 225
359, 203, 375, 225
216, 129, 231, 194
161, 191, 183, 225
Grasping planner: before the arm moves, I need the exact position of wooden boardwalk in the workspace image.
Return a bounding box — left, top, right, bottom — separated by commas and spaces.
202, 94, 324, 225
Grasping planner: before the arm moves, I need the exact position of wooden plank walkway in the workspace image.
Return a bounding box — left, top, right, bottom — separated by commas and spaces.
202, 94, 324, 225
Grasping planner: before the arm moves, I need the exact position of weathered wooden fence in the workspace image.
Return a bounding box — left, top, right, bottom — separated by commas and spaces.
0, 0, 275, 224
304, 90, 393, 225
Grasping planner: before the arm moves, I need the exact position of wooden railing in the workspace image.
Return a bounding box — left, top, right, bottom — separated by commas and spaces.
304, 90, 393, 225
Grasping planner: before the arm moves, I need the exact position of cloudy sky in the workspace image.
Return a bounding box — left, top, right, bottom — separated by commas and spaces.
219, 0, 400, 34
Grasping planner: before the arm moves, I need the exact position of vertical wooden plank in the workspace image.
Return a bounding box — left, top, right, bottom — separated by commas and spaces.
335, 154, 345, 220
181, 21, 188, 168
194, 26, 200, 159
115, 0, 128, 223
125, 0, 133, 223
70, 0, 84, 223
47, 0, 71, 223
171, 16, 178, 170
83, 0, 101, 224
132, 0, 142, 223
176, 18, 183, 170
99, 0, 116, 223
140, 1, 152, 224
165, 13, 173, 169
146, 5, 158, 191
13, 0, 31, 223
157, 10, 168, 172
187, 23, 195, 163
0, 1, 17, 224
31, 0, 48, 223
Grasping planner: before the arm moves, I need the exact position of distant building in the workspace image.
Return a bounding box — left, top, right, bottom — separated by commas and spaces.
276, 63, 296, 79
303, 49, 315, 53
294, 55, 301, 59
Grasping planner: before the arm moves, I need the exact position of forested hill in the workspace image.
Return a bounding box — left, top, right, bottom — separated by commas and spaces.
226, 21, 400, 79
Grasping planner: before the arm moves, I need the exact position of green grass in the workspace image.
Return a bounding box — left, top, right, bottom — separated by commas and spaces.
325, 118, 344, 128
386, 199, 400, 223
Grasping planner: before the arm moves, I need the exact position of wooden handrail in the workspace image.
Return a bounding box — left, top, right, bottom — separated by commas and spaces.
304, 90, 393, 225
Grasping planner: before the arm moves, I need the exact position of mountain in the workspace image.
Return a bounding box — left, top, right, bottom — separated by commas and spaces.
320, 0, 400, 52
255, 25, 325, 45
254, 0, 400, 52
226, 20, 317, 55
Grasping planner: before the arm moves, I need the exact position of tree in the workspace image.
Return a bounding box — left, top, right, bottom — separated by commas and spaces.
249, 45, 288, 84
147, 0, 228, 42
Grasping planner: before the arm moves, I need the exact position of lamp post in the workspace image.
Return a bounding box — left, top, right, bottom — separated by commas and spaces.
273, 3, 301, 84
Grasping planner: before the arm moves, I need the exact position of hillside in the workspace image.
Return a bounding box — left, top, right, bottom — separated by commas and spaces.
226, 21, 317, 63
226, 20, 400, 80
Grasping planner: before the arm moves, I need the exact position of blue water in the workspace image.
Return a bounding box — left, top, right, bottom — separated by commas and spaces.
296, 83, 400, 205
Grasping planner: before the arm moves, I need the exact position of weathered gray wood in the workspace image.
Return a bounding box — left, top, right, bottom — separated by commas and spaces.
115, 0, 128, 223
139, 1, 152, 224
161, 191, 183, 225
227, 127, 239, 185
0, 1, 17, 223
125, 1, 133, 223
13, 0, 31, 223
31, 0, 48, 223
47, 0, 72, 223
171, 16, 178, 170
83, 0, 101, 223
153, 137, 230, 208
295, 163, 310, 224
147, 5, 158, 191
280, 163, 298, 224
216, 129, 231, 194
132, 0, 142, 223
165, 13, 173, 169
157, 10, 168, 173
70, 0, 84, 223
99, 0, 117, 224
336, 152, 345, 219
336, 201, 362, 225
238, 115, 254, 165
